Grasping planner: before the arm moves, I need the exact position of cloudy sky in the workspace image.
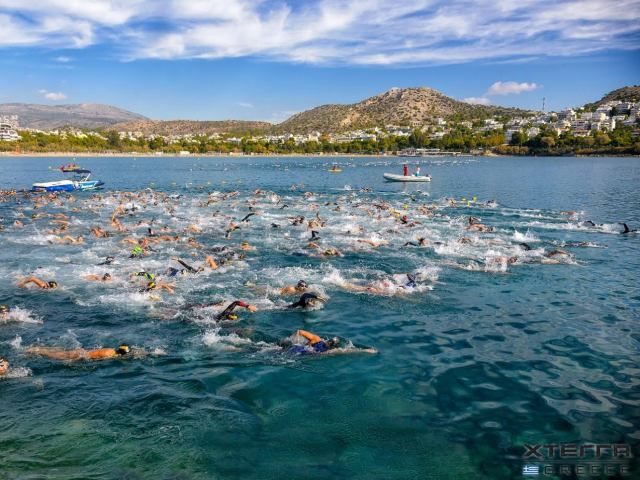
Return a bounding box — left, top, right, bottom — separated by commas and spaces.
0, 0, 638, 121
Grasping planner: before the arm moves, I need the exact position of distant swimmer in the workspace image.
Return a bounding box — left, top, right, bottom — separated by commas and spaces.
287, 292, 326, 309
0, 357, 8, 375
404, 237, 428, 247
620, 223, 638, 234
280, 280, 309, 296
0, 304, 9, 321
286, 329, 340, 354
545, 248, 571, 258
240, 212, 256, 222
541, 248, 573, 264
172, 257, 203, 274
90, 227, 110, 238
129, 245, 146, 258
17, 277, 58, 290
216, 300, 258, 320
519, 242, 533, 251
26, 344, 132, 361
581, 220, 604, 228
322, 247, 342, 257
467, 216, 493, 232
97, 256, 115, 266
357, 239, 388, 248
142, 280, 174, 294
84, 273, 112, 282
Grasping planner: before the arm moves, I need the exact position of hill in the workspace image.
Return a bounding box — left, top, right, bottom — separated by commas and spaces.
0, 103, 147, 130
276, 87, 528, 133
108, 119, 272, 136
584, 85, 640, 109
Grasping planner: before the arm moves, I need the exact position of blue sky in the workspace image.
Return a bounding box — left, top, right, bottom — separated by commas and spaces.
0, 0, 638, 123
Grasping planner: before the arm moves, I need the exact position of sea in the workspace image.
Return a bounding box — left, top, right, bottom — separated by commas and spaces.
0, 155, 638, 479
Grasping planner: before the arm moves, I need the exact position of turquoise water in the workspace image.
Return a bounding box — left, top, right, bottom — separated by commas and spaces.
0, 155, 638, 479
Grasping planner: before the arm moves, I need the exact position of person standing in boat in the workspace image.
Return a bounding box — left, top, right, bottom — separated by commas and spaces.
415, 165, 421, 177
403, 164, 409, 176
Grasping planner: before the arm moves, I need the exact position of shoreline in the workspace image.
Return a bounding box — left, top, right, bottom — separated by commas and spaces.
0, 152, 638, 158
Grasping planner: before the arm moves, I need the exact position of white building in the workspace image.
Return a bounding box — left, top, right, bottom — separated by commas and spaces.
0, 122, 20, 141
526, 127, 541, 138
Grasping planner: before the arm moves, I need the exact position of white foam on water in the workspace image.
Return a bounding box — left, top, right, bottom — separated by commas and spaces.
512, 229, 540, 242
9, 335, 22, 350
1, 307, 43, 325
2, 367, 32, 379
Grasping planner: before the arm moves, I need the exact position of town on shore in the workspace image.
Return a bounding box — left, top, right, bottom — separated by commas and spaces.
1, 98, 639, 157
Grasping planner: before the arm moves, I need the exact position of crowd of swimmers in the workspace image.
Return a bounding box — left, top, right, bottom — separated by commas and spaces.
0, 185, 636, 377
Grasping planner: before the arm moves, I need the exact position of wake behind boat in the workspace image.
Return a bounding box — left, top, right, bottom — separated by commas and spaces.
32, 169, 104, 192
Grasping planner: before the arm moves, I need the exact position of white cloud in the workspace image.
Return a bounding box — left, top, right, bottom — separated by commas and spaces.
0, 1, 638, 65
237, 102, 254, 108
463, 96, 491, 105
486, 81, 540, 96
38, 89, 67, 101
54, 56, 72, 62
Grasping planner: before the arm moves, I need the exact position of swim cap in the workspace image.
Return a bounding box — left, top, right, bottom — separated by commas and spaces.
0, 304, 8, 313
48, 281, 58, 289
115, 345, 130, 355
227, 314, 238, 320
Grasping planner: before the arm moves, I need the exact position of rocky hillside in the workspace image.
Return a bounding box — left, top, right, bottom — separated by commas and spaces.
109, 119, 272, 136
0, 103, 147, 130
276, 87, 527, 133
586, 85, 640, 108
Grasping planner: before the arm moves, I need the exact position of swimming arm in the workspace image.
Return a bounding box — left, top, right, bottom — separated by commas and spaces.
296, 329, 321, 345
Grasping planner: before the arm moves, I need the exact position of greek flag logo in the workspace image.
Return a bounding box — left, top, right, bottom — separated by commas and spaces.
523, 465, 540, 475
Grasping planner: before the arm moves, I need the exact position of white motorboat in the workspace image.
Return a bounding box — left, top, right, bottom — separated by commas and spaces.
383, 173, 432, 182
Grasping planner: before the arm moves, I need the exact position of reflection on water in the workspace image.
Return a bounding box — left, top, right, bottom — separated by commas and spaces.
0, 155, 638, 479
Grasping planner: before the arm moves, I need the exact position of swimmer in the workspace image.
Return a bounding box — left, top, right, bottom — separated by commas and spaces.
84, 273, 112, 282
620, 223, 638, 234
0, 357, 8, 375
519, 242, 533, 251
26, 344, 132, 361
17, 277, 58, 290
97, 256, 115, 266
357, 239, 388, 248
287, 292, 326, 309
216, 300, 258, 320
0, 304, 9, 321
240, 212, 256, 222
129, 245, 146, 258
545, 248, 571, 258
286, 329, 340, 354
541, 248, 573, 264
143, 280, 174, 294
240, 241, 253, 251
280, 280, 309, 296
172, 257, 203, 274
404, 237, 428, 247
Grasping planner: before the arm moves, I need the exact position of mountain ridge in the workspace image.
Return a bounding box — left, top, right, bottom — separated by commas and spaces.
2, 86, 635, 135
275, 87, 528, 133
0, 103, 147, 130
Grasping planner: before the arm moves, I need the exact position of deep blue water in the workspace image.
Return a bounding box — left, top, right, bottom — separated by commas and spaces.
0, 155, 638, 479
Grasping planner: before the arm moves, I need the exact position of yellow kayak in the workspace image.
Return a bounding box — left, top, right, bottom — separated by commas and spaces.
328, 168, 342, 173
